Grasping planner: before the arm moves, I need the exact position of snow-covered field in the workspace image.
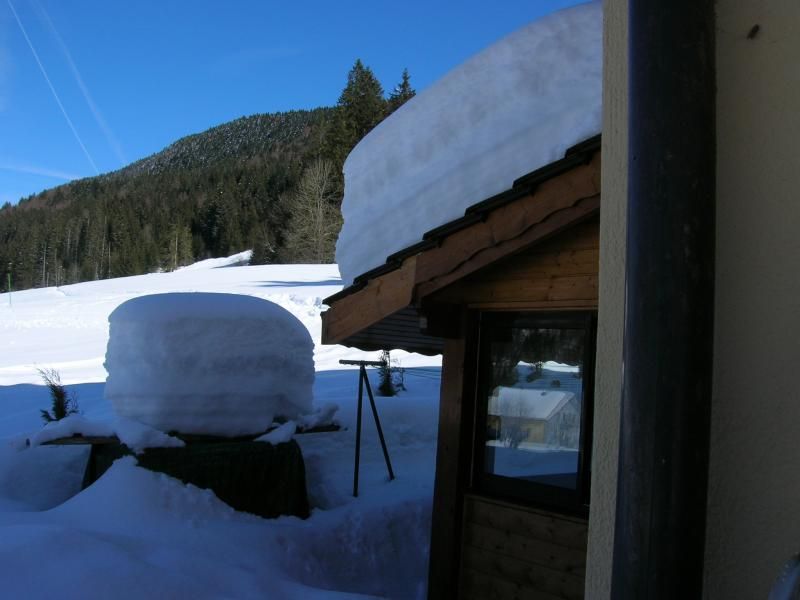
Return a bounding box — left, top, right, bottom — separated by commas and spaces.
0, 256, 441, 599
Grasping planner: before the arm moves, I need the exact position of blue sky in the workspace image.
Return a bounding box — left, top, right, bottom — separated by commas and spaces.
1, 0, 584, 205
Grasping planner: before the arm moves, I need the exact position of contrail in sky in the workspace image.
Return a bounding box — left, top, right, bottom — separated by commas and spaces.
32, 0, 127, 167
0, 162, 79, 180
6, 0, 100, 175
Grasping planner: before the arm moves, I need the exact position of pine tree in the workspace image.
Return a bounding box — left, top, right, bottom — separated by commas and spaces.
160, 223, 193, 271
200, 194, 226, 256
387, 68, 416, 115
325, 59, 387, 166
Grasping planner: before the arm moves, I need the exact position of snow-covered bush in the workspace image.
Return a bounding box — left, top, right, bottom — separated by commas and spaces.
104, 293, 314, 436
377, 351, 405, 396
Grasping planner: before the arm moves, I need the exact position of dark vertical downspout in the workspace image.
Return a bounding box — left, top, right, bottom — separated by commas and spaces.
611, 2, 715, 598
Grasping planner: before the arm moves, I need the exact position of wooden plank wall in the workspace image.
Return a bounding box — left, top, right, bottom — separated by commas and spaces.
343, 307, 444, 355
459, 494, 588, 600
430, 219, 599, 310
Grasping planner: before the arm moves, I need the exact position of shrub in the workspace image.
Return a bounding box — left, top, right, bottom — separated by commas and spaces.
38, 368, 79, 423
377, 351, 396, 396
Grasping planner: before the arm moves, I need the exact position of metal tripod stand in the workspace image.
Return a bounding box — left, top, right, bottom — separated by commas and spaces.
340, 359, 395, 497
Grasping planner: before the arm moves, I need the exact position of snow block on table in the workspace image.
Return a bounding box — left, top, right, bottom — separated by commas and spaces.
335, 2, 602, 284
104, 293, 314, 436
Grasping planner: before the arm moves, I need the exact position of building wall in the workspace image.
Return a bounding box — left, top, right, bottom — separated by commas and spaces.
585, 0, 627, 597
428, 219, 599, 309
590, 1, 800, 598
459, 495, 588, 599
706, 2, 800, 597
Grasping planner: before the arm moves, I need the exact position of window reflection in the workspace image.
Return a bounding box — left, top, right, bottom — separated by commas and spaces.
483, 326, 585, 490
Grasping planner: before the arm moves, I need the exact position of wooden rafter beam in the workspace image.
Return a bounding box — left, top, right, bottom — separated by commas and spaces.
322, 256, 417, 345
321, 151, 601, 347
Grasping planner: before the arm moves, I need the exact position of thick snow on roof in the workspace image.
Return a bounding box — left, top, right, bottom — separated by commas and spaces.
336, 1, 601, 285
104, 293, 315, 436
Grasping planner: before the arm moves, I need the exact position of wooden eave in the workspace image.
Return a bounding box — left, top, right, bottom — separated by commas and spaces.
321, 137, 601, 354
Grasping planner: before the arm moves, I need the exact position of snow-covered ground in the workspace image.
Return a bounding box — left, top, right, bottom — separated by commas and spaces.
0, 256, 441, 599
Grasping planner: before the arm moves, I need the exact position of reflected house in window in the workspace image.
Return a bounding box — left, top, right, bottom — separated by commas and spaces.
488, 384, 580, 449
487, 383, 582, 492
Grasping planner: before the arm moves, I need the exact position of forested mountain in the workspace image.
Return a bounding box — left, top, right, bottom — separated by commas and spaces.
117, 110, 322, 178
0, 62, 415, 292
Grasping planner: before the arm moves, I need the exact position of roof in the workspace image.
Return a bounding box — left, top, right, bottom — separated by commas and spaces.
322, 135, 601, 355
488, 387, 576, 421
335, 2, 602, 285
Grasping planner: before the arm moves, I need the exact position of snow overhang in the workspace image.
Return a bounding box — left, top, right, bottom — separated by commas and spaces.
321, 137, 601, 355
335, 2, 602, 285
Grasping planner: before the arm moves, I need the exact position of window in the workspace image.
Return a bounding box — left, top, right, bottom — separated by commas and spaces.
473, 311, 596, 514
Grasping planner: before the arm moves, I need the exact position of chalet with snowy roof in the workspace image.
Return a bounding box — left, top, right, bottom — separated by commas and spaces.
324, 134, 601, 598
323, 5, 601, 597
324, 0, 800, 598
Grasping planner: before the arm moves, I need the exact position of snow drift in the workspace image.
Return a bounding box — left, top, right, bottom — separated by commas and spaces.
0, 256, 442, 598
104, 293, 315, 436
335, 1, 602, 284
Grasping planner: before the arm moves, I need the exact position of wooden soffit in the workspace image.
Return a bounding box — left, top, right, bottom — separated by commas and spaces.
322, 147, 601, 350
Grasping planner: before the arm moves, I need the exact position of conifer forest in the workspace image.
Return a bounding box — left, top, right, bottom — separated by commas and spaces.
0, 62, 416, 292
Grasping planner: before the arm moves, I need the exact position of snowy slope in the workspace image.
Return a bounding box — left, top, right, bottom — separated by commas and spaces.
0, 258, 433, 387
336, 1, 602, 284
0, 256, 441, 599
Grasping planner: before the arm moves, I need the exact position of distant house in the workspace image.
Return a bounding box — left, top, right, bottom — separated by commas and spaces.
488, 385, 581, 448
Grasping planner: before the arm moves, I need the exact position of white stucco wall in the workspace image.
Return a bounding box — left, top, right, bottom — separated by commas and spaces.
585, 0, 627, 597
591, 1, 800, 598
705, 2, 800, 597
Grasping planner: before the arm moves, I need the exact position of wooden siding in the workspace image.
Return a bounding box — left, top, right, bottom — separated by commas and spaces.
338, 307, 444, 355
414, 187, 600, 301
429, 220, 599, 310
459, 494, 588, 600
488, 415, 547, 444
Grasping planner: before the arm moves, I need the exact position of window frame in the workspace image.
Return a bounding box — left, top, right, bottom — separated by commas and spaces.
471, 310, 597, 516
